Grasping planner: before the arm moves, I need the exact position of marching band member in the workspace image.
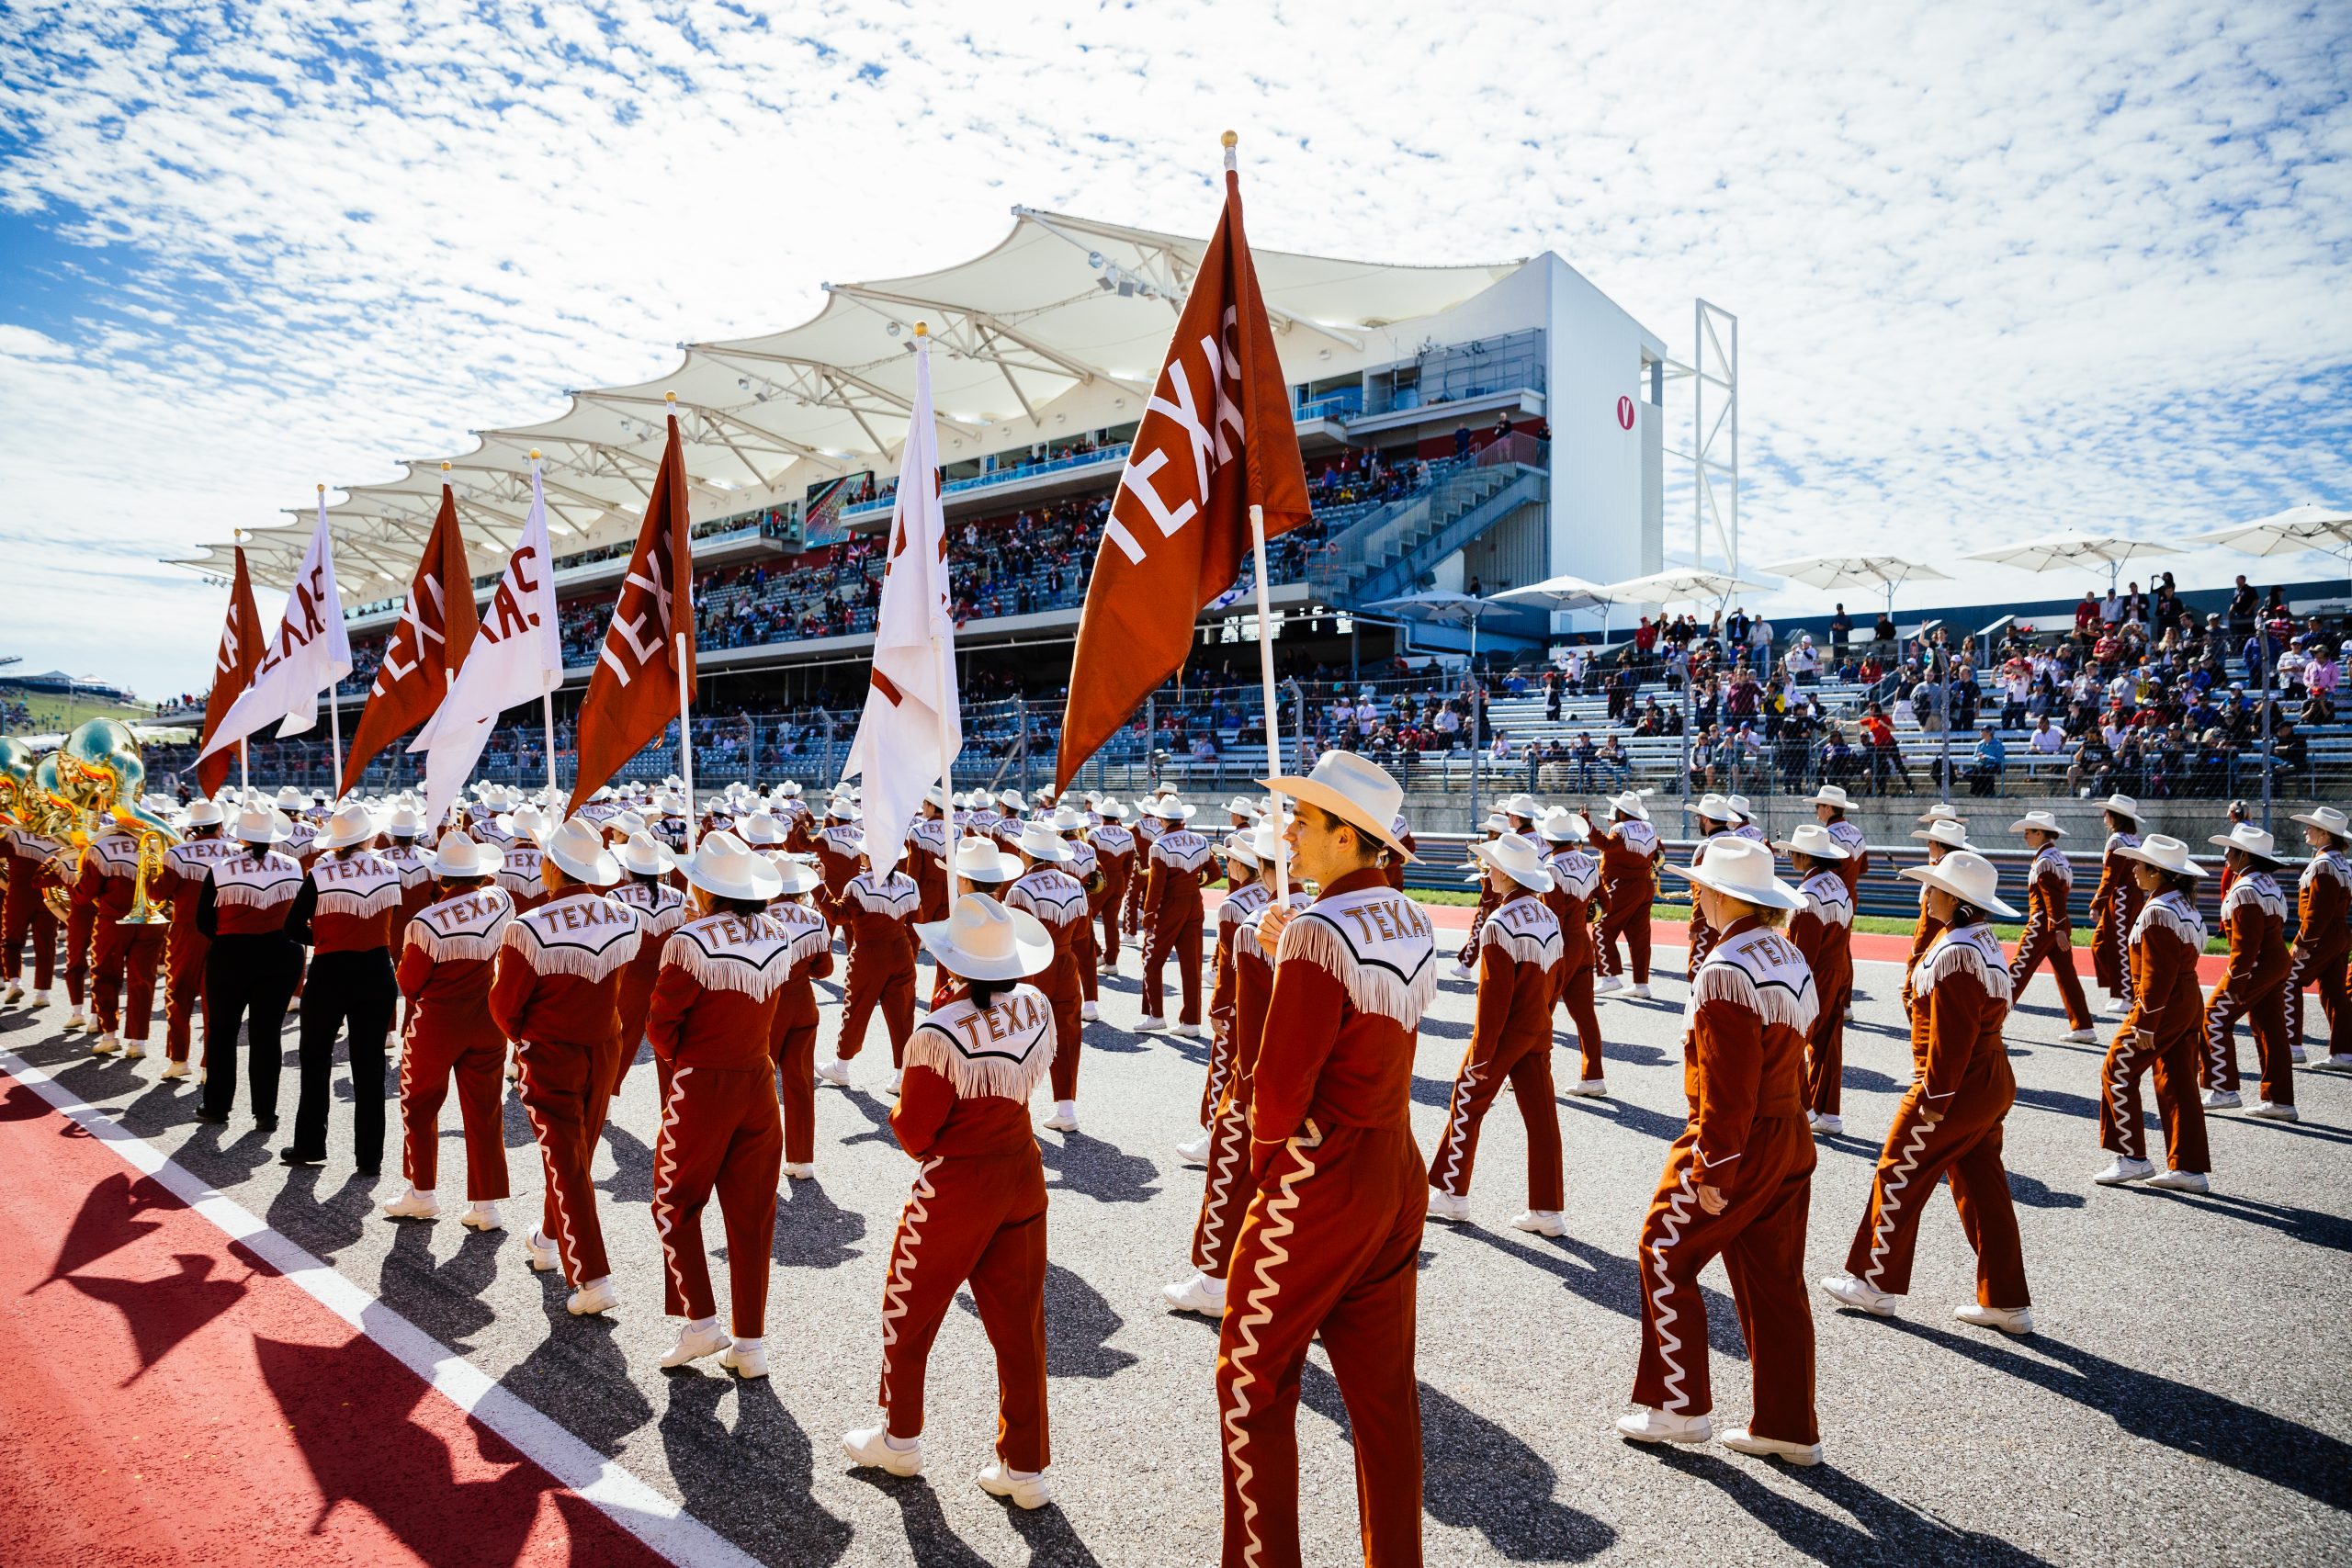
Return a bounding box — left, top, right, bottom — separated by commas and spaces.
59, 814, 103, 1032
2005, 811, 2098, 1043
1, 803, 62, 1008
610, 830, 690, 1101
1127, 789, 1170, 936
2092, 834, 2212, 1192
776, 779, 816, 853
991, 789, 1030, 852
379, 802, 436, 927
1811, 785, 1869, 899
1902, 818, 1973, 1019
1054, 807, 1103, 1021
2286, 806, 2352, 1066
1137, 798, 1214, 1035
645, 833, 819, 1380
910, 788, 952, 922
1538, 807, 1608, 1097
1592, 792, 1662, 998
763, 856, 833, 1180
920, 836, 1021, 1015
280, 803, 402, 1174
385, 832, 514, 1226
1820, 850, 2032, 1334
1619, 836, 1820, 1465
1776, 823, 1853, 1135
152, 798, 236, 1079
1181, 829, 1270, 1165
193, 805, 308, 1132
276, 787, 320, 865
817, 837, 921, 1093
80, 815, 165, 1059
1007, 820, 1092, 1134
1427, 833, 1567, 1234
813, 798, 864, 926
1728, 795, 1767, 843
2086, 794, 2147, 1017
1383, 807, 1418, 892
493, 803, 551, 914
1681, 794, 1743, 980
1450, 811, 1510, 982
1088, 800, 1136, 974
1214, 752, 1431, 1567
843, 896, 1057, 1511
488, 818, 642, 1315
2199, 823, 2297, 1121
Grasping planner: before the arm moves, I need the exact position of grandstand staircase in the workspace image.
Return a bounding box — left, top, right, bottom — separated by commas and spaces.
1306, 458, 1547, 615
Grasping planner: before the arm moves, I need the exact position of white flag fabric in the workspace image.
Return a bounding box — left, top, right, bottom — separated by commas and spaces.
841, 339, 960, 877
198, 492, 353, 759
408, 462, 565, 824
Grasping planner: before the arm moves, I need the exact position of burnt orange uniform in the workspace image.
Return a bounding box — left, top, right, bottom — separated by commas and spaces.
1, 824, 62, 997
1140, 826, 1214, 1027
493, 840, 547, 916
909, 817, 951, 922
1203, 877, 1272, 1124
2098, 891, 2210, 1174
1063, 839, 1102, 1004
1190, 889, 1309, 1279
1430, 889, 1566, 1211
2008, 842, 2094, 1030
1005, 864, 1091, 1101
609, 879, 690, 1096
2288, 850, 2349, 1056
1787, 869, 1853, 1120
836, 870, 920, 1068
2089, 830, 2147, 1006
81, 830, 166, 1047
152, 834, 241, 1067
763, 899, 834, 1167
2201, 870, 2293, 1106
396, 887, 515, 1201
1544, 844, 1605, 1083
1593, 816, 1661, 984
1382, 815, 1416, 893
1684, 828, 1737, 978
1089, 821, 1136, 965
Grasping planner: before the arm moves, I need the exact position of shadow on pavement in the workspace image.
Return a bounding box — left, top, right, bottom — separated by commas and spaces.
1659, 1447, 2051, 1564
775, 1178, 869, 1270
1038, 1131, 1160, 1205
659, 1372, 854, 1566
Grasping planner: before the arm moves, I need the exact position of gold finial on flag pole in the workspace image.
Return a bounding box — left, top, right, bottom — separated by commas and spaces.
1222, 129, 1237, 171
529, 448, 540, 460
664, 389, 678, 407
442, 461, 451, 473
914, 321, 927, 338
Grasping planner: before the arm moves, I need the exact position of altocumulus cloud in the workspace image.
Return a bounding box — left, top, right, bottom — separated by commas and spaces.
0, 1, 2346, 692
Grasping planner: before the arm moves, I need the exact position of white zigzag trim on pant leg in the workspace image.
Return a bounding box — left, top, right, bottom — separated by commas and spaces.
1436, 1058, 1486, 1197
2203, 991, 2235, 1087
650, 1066, 695, 1315
1221, 1130, 1320, 1568
878, 1157, 942, 1415
2008, 917, 2040, 989
1645, 1163, 1700, 1414
2286, 950, 2309, 1045
398, 1037, 419, 1189
516, 1056, 585, 1283
2115, 902, 2135, 1007
1862, 1110, 1935, 1288
2106, 1039, 2142, 1159
1195, 1099, 1245, 1270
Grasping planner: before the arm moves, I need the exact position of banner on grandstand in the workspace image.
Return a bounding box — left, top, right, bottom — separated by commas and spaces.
194, 545, 264, 797
800, 470, 872, 550
842, 335, 959, 879
1051, 161, 1310, 793
197, 492, 353, 762
565, 408, 696, 816
339, 480, 478, 796
410, 460, 565, 825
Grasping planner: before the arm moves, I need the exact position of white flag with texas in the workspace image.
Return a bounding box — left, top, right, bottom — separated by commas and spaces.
841, 335, 960, 878
409, 460, 565, 824
197, 491, 353, 761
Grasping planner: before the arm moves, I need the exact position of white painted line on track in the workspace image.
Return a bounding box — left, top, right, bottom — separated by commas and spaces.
0, 1045, 760, 1568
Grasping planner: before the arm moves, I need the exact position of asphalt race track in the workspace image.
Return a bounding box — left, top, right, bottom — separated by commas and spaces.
1, 919, 2346, 1567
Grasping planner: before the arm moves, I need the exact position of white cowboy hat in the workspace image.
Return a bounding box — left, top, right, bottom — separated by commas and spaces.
915, 895, 1054, 982
616, 831, 676, 878
2096, 793, 2143, 822
1662, 835, 1804, 911
271, 785, 311, 813
998, 789, 1027, 812
923, 784, 950, 810
1476, 833, 1555, 893
183, 799, 224, 829
2007, 811, 2067, 837
230, 804, 289, 844
1726, 794, 1757, 824
2208, 821, 2287, 863
1016, 820, 1072, 863
1216, 830, 1265, 871
1911, 818, 1973, 850
311, 802, 382, 852
1096, 799, 1130, 821
1606, 791, 1650, 822
1152, 783, 1179, 797
736, 810, 786, 847
1810, 784, 1853, 811
1498, 792, 1541, 821
1685, 793, 1738, 823
2290, 806, 2350, 840
951, 834, 1023, 884
610, 809, 649, 839
1148, 797, 1197, 822
1535, 807, 1589, 845
1260, 750, 1416, 862
1772, 822, 1849, 861
1049, 806, 1090, 833
1916, 802, 1961, 825
425, 830, 495, 879
1900, 849, 2020, 919
678, 829, 783, 902
767, 853, 823, 897
653, 791, 687, 817
382, 805, 425, 840
1223, 796, 1260, 818
825, 800, 861, 822
779, 779, 804, 798
507, 803, 553, 844
2115, 832, 2207, 878
542, 818, 622, 886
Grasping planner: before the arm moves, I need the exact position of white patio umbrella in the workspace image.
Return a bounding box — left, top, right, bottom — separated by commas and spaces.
1962, 532, 2180, 593
1491, 572, 1621, 651
1757, 553, 1952, 618
1366, 590, 1503, 806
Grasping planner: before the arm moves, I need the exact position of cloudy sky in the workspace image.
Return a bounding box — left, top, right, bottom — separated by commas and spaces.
3, 1, 2346, 696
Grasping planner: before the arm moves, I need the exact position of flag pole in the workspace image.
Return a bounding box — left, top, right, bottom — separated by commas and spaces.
318, 483, 346, 798
918, 324, 961, 909
1250, 502, 1291, 902
674, 632, 696, 852
542, 693, 559, 802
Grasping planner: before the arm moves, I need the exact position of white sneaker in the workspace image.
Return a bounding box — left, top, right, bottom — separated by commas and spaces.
2102, 998, 2128, 1016
382, 1189, 440, 1221
526, 1229, 561, 1271
62, 1010, 87, 1032
1133, 1015, 1166, 1033
883, 1070, 902, 1096
661, 1320, 729, 1368
2327, 1054, 2352, 1069
842, 1425, 925, 1477
1721, 1426, 1821, 1466
719, 1338, 769, 1379
2290, 1044, 2308, 1064
1819, 1274, 1900, 1315
1, 981, 18, 1003
2201, 1089, 2242, 1111
1161, 1270, 1227, 1316
1080, 1002, 1098, 1021
1615, 1406, 1712, 1445
816, 1058, 852, 1088
1627, 983, 1653, 1000
1449, 962, 1477, 982
2063, 1026, 2099, 1043
160, 1060, 189, 1080
121, 1039, 145, 1060
1813, 1113, 1844, 1137
1954, 1303, 2036, 1336
783, 1162, 816, 1180
1173, 1134, 1212, 1166
90, 1031, 119, 1055
1593, 975, 1624, 995
459, 1201, 503, 1231
567, 1278, 618, 1316
1510, 1210, 1566, 1236
29, 990, 50, 1008
2144, 1168, 2210, 1193
1568, 1077, 1608, 1098
2249, 1100, 2300, 1122
2091, 1156, 2157, 1186
976, 1461, 1053, 1510
1041, 1102, 1079, 1134
1426, 1190, 1472, 1223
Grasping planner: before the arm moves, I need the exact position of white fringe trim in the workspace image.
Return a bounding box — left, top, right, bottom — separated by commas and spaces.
2132, 894, 2206, 948
313, 882, 402, 919
404, 919, 511, 964
660, 931, 795, 1000
2302, 853, 2350, 891
211, 879, 301, 910
903, 1021, 1052, 1102
1687, 957, 1819, 1033
848, 878, 920, 917
2223, 875, 2286, 922
1916, 927, 2015, 1006
501, 910, 640, 981
1479, 914, 1564, 968
1277, 912, 1438, 1030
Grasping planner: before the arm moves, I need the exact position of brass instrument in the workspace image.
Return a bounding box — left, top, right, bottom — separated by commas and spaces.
37, 721, 182, 926
0, 737, 33, 826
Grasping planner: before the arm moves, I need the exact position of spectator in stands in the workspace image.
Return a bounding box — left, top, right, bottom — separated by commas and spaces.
2066, 729, 2115, 797
1453, 422, 1472, 460
2228, 575, 2257, 641
1860, 703, 1908, 795
2029, 715, 2065, 758
1787, 636, 1819, 684
1596, 734, 1631, 788
1828, 604, 1851, 649
1571, 731, 1597, 791
1872, 610, 1897, 647
1969, 726, 2007, 796
2074, 592, 2100, 637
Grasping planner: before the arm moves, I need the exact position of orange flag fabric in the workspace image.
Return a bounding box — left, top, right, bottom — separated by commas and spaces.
337, 484, 478, 796
195, 546, 264, 798
566, 412, 696, 814
1052, 166, 1309, 794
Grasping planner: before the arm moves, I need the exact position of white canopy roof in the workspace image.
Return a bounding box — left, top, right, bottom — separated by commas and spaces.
179, 209, 1525, 591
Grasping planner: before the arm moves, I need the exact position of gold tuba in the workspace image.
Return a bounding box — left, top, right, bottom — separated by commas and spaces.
54, 720, 183, 926
0, 737, 34, 826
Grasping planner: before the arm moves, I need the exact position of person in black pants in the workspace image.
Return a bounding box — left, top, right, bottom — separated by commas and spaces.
279, 804, 402, 1175
192, 807, 308, 1133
